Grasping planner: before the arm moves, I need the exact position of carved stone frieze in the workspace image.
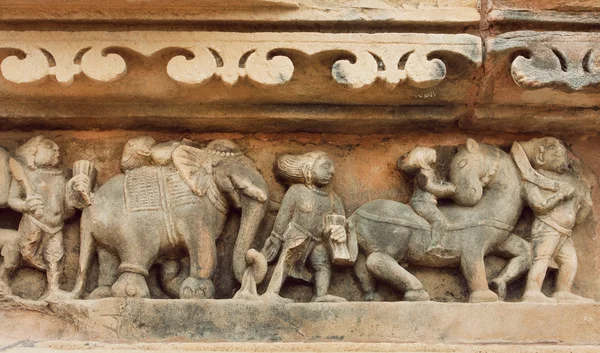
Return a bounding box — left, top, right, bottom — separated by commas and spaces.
0, 32, 481, 91
489, 32, 600, 91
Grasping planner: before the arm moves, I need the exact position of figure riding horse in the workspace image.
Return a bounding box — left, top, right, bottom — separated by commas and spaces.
347, 139, 531, 303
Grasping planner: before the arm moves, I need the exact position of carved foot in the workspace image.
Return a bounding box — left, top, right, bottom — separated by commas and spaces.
552, 291, 595, 304
88, 286, 113, 299
180, 277, 215, 299
312, 294, 347, 303
260, 291, 294, 304
0, 281, 14, 300
469, 289, 499, 303
522, 290, 557, 303
404, 289, 430, 302
364, 292, 385, 302
489, 279, 507, 301
112, 272, 150, 298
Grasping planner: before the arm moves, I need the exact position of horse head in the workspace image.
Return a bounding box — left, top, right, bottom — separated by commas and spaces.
449, 138, 501, 207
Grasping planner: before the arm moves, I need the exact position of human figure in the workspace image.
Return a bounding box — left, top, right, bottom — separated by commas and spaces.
6, 136, 89, 301
399, 147, 456, 256
513, 137, 594, 303
261, 151, 348, 303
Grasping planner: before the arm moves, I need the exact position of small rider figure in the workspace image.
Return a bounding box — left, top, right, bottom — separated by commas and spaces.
399, 147, 456, 256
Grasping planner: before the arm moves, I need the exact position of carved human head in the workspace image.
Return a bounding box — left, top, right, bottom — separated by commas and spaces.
399, 146, 436, 174
121, 136, 156, 171
15, 136, 60, 169
521, 137, 568, 173
277, 151, 334, 187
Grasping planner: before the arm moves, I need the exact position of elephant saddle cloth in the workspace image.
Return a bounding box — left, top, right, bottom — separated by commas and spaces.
124, 166, 200, 213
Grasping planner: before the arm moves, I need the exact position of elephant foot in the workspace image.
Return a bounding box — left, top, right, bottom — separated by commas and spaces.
232, 290, 260, 301
312, 294, 347, 303
364, 291, 385, 302
112, 272, 150, 298
404, 289, 430, 302
88, 286, 113, 299
552, 291, 595, 304
180, 277, 215, 299
260, 292, 294, 304
522, 290, 557, 303
489, 278, 507, 301
469, 289, 499, 303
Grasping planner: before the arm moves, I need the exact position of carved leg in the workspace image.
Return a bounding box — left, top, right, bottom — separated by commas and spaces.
181, 228, 216, 300
160, 259, 189, 299
71, 226, 96, 299
552, 238, 594, 303
354, 253, 383, 301
460, 250, 498, 303
42, 231, 72, 302
522, 231, 559, 303
89, 248, 120, 299
366, 252, 429, 301
0, 230, 21, 298
310, 244, 346, 303
490, 234, 532, 301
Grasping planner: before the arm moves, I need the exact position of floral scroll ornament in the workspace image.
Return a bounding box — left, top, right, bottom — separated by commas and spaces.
1, 44, 126, 86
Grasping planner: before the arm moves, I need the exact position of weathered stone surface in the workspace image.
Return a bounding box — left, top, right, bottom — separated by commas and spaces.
0, 0, 479, 25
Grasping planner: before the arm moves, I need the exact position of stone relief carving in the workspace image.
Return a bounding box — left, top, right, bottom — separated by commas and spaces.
0, 136, 92, 301
489, 31, 600, 91
69, 137, 269, 300
0, 136, 594, 305
260, 152, 355, 303
0, 32, 482, 90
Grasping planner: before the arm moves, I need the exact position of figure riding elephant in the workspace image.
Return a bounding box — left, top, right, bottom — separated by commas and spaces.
70, 138, 269, 299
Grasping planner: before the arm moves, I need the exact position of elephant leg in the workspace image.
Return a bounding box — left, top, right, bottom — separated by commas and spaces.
461, 249, 498, 303
88, 248, 120, 299
489, 234, 532, 301
180, 228, 216, 299
71, 226, 96, 299
0, 231, 21, 298
354, 253, 383, 301
366, 252, 429, 302
160, 258, 189, 298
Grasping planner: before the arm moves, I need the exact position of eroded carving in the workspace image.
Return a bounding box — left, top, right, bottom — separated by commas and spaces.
514, 138, 594, 303
69, 137, 269, 300
0, 32, 482, 90
260, 152, 355, 303
489, 31, 600, 91
0, 137, 92, 301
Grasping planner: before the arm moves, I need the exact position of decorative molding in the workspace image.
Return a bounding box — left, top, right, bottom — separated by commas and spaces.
489, 31, 600, 91
0, 31, 482, 90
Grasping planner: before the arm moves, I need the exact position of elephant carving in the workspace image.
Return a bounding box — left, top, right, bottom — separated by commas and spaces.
70, 138, 269, 299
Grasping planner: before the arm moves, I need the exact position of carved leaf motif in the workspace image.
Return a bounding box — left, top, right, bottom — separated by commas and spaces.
80, 47, 127, 83
167, 47, 217, 85
332, 51, 379, 90
512, 47, 600, 91
405, 50, 446, 88
244, 50, 294, 86
0, 47, 49, 83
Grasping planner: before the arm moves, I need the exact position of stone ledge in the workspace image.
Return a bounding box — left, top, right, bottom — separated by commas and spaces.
2, 299, 600, 345
2, 341, 600, 353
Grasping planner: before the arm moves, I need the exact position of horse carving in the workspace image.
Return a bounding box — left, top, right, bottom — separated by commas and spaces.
348, 139, 531, 303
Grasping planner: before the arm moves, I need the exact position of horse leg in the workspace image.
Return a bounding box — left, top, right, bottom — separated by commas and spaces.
461, 250, 498, 303
354, 253, 383, 301
489, 234, 532, 301
366, 252, 429, 301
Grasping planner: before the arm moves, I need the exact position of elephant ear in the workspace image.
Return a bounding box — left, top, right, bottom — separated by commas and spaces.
173, 145, 213, 197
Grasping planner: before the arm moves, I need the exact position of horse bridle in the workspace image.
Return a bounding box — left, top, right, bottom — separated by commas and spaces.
479, 146, 501, 186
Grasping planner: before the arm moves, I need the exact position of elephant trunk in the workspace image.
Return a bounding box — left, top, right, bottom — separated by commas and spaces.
233, 197, 268, 283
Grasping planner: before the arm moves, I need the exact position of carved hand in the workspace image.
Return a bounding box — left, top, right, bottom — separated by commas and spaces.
262, 235, 282, 262
558, 182, 575, 200
329, 225, 347, 243
25, 195, 44, 218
